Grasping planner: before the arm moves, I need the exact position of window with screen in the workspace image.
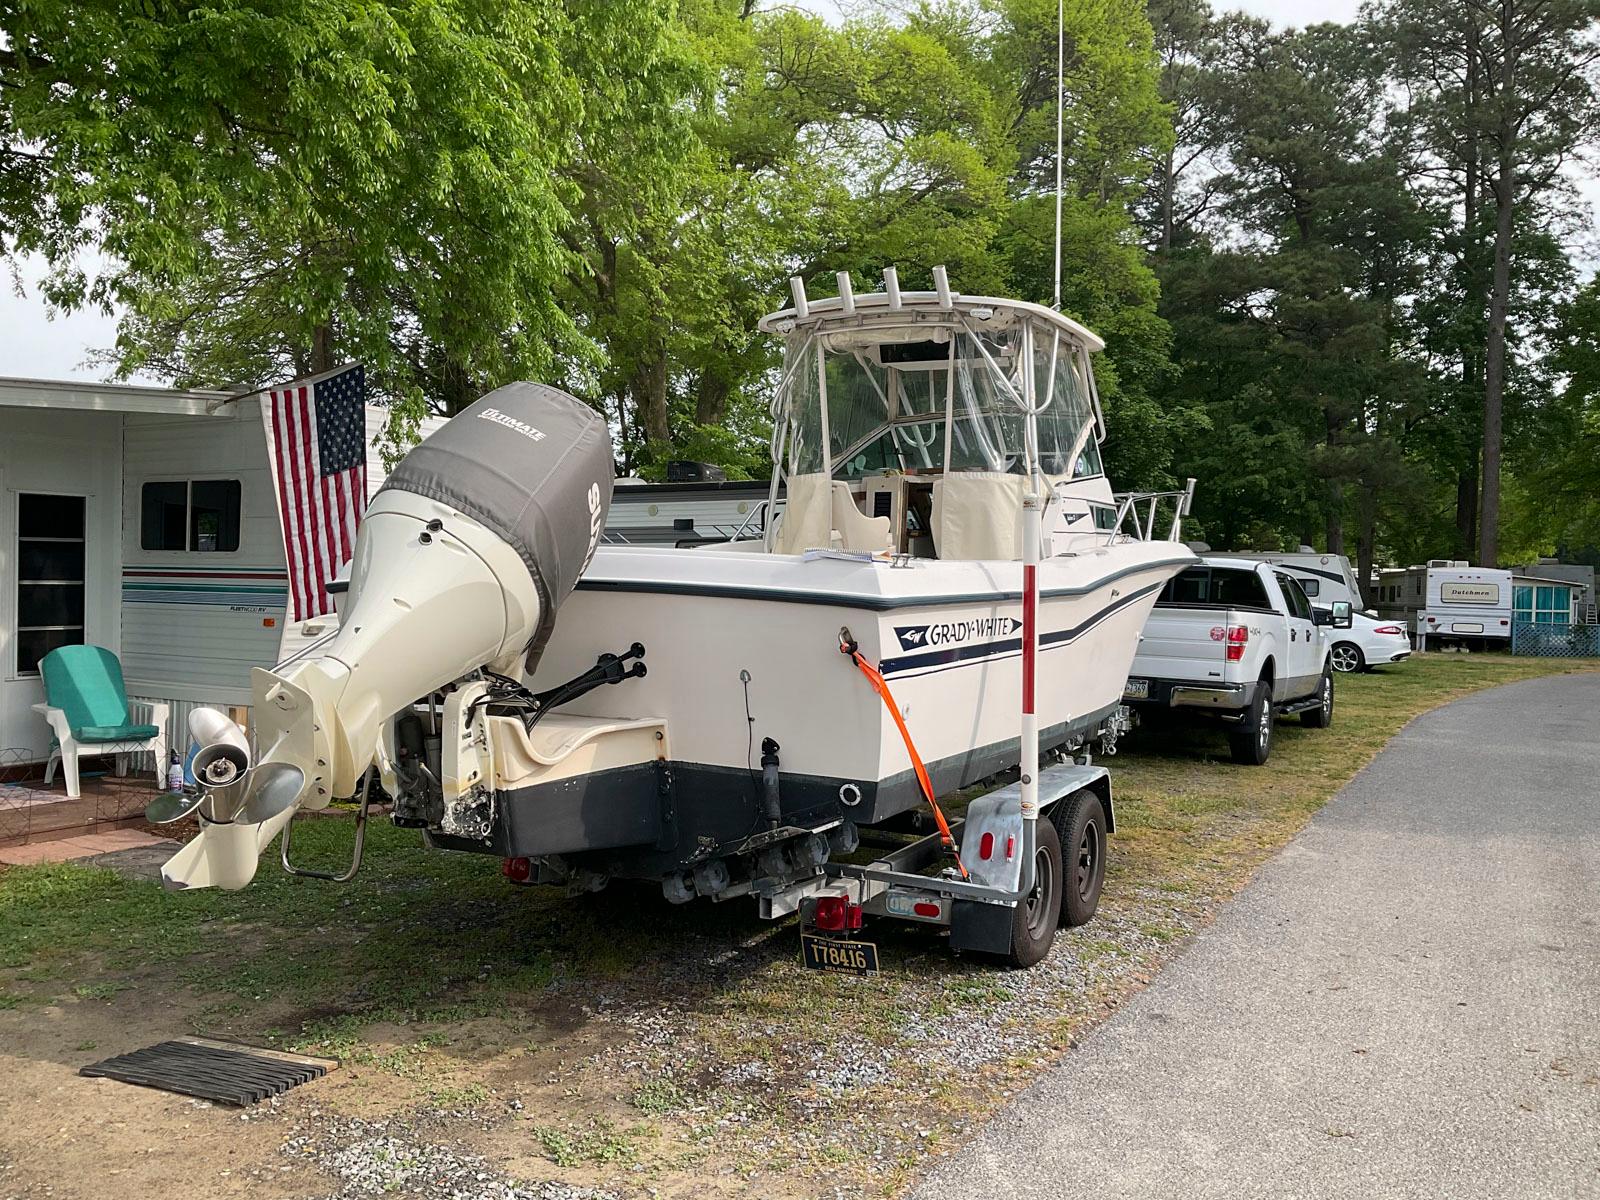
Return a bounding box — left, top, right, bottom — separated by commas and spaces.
16, 493, 87, 675
1296, 576, 1320, 597
140, 480, 241, 551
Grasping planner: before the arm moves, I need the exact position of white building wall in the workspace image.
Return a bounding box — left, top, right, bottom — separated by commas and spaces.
121, 400, 288, 710
0, 407, 124, 761
3, 396, 431, 767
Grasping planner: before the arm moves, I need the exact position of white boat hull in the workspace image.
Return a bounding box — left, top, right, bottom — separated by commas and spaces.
467, 541, 1190, 875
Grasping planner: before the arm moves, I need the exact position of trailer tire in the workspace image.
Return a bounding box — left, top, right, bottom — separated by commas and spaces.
1301, 665, 1334, 728
1004, 818, 1063, 969
1228, 681, 1273, 766
1054, 790, 1107, 928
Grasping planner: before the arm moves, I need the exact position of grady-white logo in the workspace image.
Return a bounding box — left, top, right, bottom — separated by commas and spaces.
478, 407, 546, 442
894, 616, 1022, 653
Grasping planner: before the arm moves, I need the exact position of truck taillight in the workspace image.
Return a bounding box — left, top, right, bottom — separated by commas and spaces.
1225, 625, 1248, 662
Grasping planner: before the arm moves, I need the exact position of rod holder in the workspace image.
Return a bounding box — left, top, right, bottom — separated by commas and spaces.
884, 266, 902, 310
933, 265, 953, 309
836, 271, 855, 315
789, 276, 810, 320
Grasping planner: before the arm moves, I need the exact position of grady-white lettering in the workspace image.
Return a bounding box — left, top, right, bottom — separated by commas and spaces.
895, 616, 1022, 653
478, 407, 546, 442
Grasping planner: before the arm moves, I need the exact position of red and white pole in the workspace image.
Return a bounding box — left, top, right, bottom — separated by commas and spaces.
1020, 486, 1041, 825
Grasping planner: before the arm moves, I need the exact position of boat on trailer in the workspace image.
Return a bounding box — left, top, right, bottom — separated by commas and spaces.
150, 267, 1196, 966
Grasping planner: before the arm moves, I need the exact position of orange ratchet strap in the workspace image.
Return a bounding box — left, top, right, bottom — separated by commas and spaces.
839, 628, 969, 880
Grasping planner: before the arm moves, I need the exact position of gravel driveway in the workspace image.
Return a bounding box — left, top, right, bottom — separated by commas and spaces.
914, 670, 1600, 1199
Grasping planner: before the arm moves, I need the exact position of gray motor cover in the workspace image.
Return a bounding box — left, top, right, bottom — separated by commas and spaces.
378, 382, 613, 667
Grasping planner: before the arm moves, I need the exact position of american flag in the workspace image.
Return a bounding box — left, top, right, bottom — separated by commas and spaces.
260, 363, 369, 620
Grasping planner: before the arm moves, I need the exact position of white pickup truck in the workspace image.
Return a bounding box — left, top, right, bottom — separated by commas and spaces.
1122, 557, 1352, 764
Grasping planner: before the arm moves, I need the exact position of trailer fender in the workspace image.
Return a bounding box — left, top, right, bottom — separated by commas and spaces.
1042, 763, 1113, 834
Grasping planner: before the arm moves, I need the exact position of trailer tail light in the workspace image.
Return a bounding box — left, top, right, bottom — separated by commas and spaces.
1500, 619, 1509, 626
813, 895, 863, 932
502, 856, 532, 883
1005, 834, 1016, 860
978, 831, 995, 860
1374, 625, 1403, 635
913, 901, 942, 918
1225, 625, 1249, 662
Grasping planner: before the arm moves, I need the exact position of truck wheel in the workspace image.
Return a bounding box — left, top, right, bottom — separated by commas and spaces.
1054, 789, 1107, 928
1330, 642, 1364, 673
1228, 681, 1273, 766
1004, 817, 1063, 968
1301, 666, 1334, 728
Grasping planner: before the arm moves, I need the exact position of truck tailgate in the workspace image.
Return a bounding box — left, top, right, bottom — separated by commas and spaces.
1129, 608, 1230, 685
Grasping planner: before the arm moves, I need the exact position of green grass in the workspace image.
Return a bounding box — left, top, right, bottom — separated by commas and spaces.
0, 652, 1588, 1197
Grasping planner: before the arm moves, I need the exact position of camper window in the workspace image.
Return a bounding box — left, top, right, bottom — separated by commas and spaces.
140, 480, 241, 552
15, 492, 86, 675
1297, 577, 1320, 597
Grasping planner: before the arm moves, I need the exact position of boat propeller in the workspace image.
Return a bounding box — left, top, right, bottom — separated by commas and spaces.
146, 707, 303, 827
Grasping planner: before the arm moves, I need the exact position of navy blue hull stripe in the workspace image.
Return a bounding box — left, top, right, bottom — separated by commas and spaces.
878, 580, 1165, 680
575, 556, 1193, 612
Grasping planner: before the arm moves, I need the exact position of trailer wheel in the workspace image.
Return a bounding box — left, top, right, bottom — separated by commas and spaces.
1228, 681, 1273, 766
1301, 666, 1334, 728
1004, 818, 1063, 969
1054, 790, 1107, 928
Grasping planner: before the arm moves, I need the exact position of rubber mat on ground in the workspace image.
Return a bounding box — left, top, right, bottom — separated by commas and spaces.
80, 1038, 333, 1106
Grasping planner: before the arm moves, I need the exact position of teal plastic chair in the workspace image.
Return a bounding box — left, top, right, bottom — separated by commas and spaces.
33, 645, 169, 798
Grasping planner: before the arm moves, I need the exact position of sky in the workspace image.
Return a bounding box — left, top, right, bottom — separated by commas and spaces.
0, 0, 1581, 382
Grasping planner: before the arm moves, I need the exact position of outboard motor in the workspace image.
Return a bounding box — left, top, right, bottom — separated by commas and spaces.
156, 382, 614, 890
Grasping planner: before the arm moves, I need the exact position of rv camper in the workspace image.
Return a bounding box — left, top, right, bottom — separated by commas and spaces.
0, 375, 431, 770
1228, 550, 1365, 611
1375, 561, 1586, 648
1374, 562, 1512, 648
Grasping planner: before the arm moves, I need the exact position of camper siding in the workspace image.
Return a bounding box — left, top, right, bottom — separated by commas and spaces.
120, 400, 289, 705
0, 407, 124, 761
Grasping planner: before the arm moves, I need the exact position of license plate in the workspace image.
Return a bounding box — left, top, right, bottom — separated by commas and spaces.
801, 932, 879, 975
1123, 677, 1149, 699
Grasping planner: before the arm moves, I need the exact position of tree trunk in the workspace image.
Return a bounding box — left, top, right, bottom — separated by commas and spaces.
631, 347, 670, 446
1455, 458, 1478, 560
694, 368, 732, 427
1479, 149, 1516, 567
1159, 144, 1176, 251
1356, 483, 1377, 611
311, 323, 334, 374
440, 357, 476, 416
614, 387, 634, 474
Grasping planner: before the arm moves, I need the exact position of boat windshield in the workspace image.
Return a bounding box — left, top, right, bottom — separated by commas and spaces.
774, 315, 1102, 482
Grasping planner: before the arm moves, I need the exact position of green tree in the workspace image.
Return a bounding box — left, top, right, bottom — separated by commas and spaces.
2, 0, 692, 443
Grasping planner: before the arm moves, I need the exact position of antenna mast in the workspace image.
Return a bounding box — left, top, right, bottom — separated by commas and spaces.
1052, 0, 1064, 311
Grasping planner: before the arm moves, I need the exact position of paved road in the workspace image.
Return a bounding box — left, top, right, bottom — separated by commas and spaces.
916, 672, 1600, 1199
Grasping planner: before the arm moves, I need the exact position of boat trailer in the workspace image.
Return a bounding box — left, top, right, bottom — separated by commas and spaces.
757, 759, 1113, 972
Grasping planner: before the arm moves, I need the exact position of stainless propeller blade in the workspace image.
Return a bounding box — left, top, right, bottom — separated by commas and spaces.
239, 762, 308, 825
146, 790, 205, 824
